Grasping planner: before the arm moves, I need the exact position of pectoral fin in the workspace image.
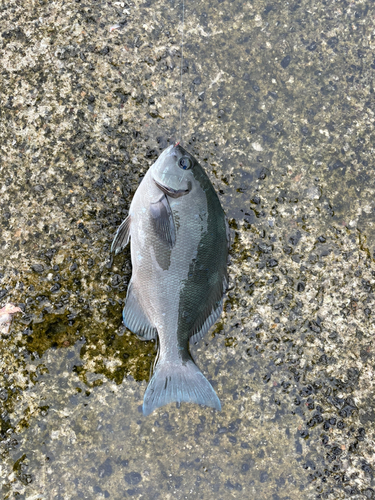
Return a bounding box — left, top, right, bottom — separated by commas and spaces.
111, 215, 131, 255
150, 195, 176, 248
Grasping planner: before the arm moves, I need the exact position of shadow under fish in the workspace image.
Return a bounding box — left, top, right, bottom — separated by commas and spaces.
111, 144, 229, 416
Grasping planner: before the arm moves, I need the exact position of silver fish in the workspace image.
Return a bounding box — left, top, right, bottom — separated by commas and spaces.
111, 144, 229, 416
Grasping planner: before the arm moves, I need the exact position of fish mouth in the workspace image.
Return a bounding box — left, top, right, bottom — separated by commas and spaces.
154, 179, 191, 198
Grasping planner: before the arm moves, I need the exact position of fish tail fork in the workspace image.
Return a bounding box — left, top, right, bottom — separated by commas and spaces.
142, 359, 221, 416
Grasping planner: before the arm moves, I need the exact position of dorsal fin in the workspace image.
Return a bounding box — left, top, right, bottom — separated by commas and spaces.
189, 298, 224, 344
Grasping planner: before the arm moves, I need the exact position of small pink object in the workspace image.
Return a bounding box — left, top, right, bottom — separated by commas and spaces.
0, 304, 23, 336
110, 24, 120, 32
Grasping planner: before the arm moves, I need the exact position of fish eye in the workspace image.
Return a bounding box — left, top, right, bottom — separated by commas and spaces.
178, 157, 192, 170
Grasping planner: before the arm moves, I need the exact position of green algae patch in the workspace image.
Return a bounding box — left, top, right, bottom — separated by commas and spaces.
26, 310, 156, 385
27, 311, 95, 354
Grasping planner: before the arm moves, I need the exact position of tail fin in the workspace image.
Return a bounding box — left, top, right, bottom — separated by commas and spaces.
143, 359, 221, 416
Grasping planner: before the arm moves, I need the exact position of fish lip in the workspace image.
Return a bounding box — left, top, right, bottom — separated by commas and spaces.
167, 143, 187, 157
153, 179, 190, 198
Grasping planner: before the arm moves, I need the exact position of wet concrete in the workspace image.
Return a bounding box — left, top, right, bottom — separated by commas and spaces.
1, 0, 375, 498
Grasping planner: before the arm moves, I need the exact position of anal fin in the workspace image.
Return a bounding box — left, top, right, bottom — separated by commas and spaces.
123, 282, 157, 340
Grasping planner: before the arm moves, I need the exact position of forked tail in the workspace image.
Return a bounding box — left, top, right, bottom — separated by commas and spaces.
143, 358, 221, 416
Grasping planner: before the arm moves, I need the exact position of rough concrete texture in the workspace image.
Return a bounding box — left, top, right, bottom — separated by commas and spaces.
1, 0, 375, 498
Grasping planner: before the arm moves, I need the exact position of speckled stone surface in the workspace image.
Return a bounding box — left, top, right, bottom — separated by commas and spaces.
1, 0, 375, 499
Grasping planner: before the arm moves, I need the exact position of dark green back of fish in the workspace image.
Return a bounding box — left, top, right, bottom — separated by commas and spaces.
176, 161, 228, 355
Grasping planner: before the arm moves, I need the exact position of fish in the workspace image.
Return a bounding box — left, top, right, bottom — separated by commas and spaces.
111, 144, 229, 416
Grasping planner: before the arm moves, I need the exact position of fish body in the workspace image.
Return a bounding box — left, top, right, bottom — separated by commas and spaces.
112, 144, 229, 416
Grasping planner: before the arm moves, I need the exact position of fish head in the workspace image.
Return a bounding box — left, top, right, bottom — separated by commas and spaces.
151, 144, 197, 198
